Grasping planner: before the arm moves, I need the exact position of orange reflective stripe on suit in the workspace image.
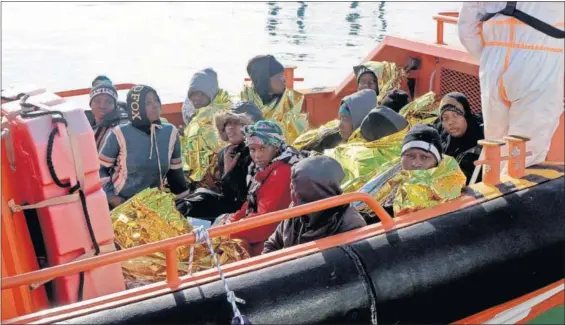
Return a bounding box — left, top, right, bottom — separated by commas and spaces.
478, 18, 564, 108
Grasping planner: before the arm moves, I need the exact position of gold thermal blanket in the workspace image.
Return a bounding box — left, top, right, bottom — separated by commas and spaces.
240, 86, 307, 144
324, 126, 408, 193
292, 119, 340, 151
111, 188, 249, 283
372, 156, 466, 217
399, 91, 439, 126
358, 61, 406, 103
291, 61, 405, 152
180, 89, 232, 182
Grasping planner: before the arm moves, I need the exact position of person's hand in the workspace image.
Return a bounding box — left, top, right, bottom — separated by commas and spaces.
175, 189, 192, 201
177, 125, 186, 136
219, 214, 234, 225
175, 200, 192, 216
212, 213, 232, 227
223, 145, 241, 174
109, 195, 126, 209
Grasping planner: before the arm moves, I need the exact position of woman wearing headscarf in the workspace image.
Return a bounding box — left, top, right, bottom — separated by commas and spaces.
219, 120, 309, 256
262, 156, 366, 254
99, 84, 188, 209
353, 64, 379, 95
437, 92, 484, 184
241, 54, 307, 143
352, 61, 405, 103
175, 101, 264, 220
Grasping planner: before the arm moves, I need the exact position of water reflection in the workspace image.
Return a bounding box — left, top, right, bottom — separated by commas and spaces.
266, 1, 308, 50
346, 1, 361, 36
293, 1, 308, 45
266, 1, 281, 37
263, 2, 388, 56
373, 1, 387, 42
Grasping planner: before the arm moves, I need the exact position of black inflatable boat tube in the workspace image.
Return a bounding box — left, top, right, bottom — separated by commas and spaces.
57, 177, 564, 324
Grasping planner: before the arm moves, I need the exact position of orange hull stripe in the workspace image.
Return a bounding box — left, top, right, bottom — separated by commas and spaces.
455, 280, 565, 324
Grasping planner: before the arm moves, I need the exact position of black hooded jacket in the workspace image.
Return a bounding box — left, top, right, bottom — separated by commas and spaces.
262, 156, 366, 254
125, 85, 188, 194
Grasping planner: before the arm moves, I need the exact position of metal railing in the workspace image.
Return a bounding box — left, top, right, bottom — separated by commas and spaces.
2, 192, 393, 291
433, 12, 459, 45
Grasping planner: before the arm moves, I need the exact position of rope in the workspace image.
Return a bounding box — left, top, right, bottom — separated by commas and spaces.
190, 226, 247, 324
1, 92, 26, 102
149, 123, 165, 189
8, 195, 80, 213
72, 187, 101, 255
469, 148, 484, 185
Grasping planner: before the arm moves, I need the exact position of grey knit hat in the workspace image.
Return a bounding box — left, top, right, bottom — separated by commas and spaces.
188, 68, 219, 102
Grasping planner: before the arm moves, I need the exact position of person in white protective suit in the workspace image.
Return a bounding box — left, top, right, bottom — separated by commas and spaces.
458, 2, 564, 172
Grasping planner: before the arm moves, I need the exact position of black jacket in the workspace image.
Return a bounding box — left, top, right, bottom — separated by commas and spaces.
176, 143, 252, 221
437, 115, 484, 185
217, 143, 253, 204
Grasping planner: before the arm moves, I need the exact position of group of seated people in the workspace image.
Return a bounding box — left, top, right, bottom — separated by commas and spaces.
89, 54, 485, 258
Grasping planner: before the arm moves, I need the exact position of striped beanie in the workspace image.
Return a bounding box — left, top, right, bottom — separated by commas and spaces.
90, 80, 118, 107
401, 124, 442, 164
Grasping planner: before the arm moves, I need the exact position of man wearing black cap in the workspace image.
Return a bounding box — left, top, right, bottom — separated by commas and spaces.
400, 124, 443, 171
375, 124, 465, 218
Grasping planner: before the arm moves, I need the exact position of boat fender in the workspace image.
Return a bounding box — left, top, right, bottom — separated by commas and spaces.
480, 1, 565, 39
12, 109, 101, 301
